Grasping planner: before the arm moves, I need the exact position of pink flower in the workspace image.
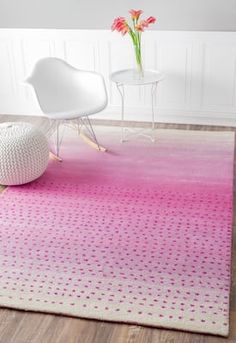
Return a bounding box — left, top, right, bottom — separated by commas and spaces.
135, 24, 144, 32
121, 25, 130, 35
146, 16, 156, 24
129, 9, 143, 20
111, 17, 130, 35
140, 20, 149, 28
135, 20, 148, 32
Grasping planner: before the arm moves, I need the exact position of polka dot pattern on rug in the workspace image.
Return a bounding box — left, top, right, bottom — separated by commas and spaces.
0, 128, 234, 336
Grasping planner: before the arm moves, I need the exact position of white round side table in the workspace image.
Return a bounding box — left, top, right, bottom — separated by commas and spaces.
110, 69, 164, 142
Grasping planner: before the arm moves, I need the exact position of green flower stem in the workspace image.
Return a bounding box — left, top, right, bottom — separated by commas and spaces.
128, 26, 143, 75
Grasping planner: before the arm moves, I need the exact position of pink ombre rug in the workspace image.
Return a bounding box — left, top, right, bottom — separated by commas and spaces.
0, 128, 234, 336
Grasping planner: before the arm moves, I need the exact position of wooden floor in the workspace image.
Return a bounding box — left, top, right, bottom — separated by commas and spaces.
0, 117, 235, 343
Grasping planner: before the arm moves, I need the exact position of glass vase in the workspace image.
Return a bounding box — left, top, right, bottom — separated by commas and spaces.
133, 42, 143, 78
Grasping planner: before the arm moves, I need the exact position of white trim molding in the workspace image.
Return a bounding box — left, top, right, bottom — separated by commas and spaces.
0, 29, 236, 126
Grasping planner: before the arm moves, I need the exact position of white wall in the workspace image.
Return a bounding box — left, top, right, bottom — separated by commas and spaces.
0, 29, 236, 126
1, 0, 236, 31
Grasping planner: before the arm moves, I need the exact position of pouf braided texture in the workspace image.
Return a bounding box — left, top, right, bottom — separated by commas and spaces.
0, 122, 49, 185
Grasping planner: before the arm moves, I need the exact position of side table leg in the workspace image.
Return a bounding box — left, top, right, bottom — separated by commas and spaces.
116, 83, 125, 142
151, 82, 158, 142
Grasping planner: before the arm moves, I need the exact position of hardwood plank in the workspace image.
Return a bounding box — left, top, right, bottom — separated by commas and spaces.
0, 116, 235, 343
8, 313, 54, 343
0, 310, 25, 343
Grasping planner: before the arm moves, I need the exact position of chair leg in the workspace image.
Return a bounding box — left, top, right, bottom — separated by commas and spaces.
56, 121, 60, 157
49, 120, 65, 161
49, 151, 63, 162
85, 116, 101, 150
79, 116, 106, 152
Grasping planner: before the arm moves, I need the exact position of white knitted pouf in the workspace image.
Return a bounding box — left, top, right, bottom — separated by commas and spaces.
0, 122, 49, 186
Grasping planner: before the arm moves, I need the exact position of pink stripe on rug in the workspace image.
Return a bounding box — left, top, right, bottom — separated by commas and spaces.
0, 128, 234, 336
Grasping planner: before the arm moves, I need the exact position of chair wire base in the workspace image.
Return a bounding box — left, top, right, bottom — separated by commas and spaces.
39, 116, 102, 160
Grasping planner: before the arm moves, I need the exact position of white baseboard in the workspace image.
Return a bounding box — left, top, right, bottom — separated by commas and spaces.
97, 106, 236, 127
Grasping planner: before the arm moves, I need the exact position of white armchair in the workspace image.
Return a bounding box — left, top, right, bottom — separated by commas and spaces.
25, 57, 108, 159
